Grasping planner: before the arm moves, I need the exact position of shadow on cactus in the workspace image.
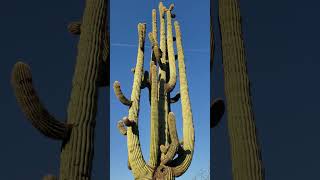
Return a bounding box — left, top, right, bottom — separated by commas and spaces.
11, 0, 109, 179
113, 2, 194, 179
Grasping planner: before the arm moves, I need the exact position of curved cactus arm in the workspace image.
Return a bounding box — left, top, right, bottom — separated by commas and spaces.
43, 174, 57, 180
127, 23, 154, 179
169, 21, 194, 177
149, 61, 160, 168
68, 22, 81, 35
11, 62, 72, 140
210, 99, 225, 128
148, 32, 161, 63
113, 81, 132, 106
161, 112, 179, 165
165, 5, 177, 93
170, 93, 180, 104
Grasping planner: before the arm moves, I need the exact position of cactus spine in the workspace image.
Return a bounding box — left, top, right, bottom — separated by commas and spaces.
218, 0, 265, 179
114, 2, 194, 179
11, 0, 108, 179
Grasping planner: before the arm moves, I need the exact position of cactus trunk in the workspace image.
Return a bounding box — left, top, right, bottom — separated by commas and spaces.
218, 0, 264, 179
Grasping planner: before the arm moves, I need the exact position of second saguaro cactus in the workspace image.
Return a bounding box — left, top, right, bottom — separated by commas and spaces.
114, 2, 194, 179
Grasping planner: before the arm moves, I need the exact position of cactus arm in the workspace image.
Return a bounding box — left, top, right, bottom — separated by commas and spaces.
170, 93, 180, 104
160, 112, 179, 165
113, 81, 132, 106
11, 62, 72, 140
148, 32, 161, 63
158, 1, 170, 148
126, 23, 153, 178
219, 0, 265, 179
210, 99, 225, 128
165, 5, 177, 93
169, 21, 194, 177
152, 9, 157, 43
149, 61, 160, 168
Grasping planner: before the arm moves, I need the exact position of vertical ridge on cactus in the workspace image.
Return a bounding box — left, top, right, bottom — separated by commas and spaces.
114, 2, 194, 179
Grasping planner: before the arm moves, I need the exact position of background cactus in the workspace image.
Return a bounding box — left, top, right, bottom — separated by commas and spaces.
11, 0, 109, 179
113, 2, 194, 179
218, 0, 265, 179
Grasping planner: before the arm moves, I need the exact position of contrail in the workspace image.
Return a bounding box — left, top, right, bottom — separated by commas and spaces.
111, 43, 208, 54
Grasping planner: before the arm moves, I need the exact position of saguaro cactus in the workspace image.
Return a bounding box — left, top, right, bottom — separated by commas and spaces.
114, 2, 194, 179
11, 0, 108, 179
218, 0, 264, 179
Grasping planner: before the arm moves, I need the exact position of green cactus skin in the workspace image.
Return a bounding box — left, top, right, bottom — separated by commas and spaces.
165, 5, 177, 93
11, 0, 108, 179
113, 81, 132, 106
219, 0, 265, 179
158, 2, 170, 148
11, 62, 72, 140
114, 3, 194, 179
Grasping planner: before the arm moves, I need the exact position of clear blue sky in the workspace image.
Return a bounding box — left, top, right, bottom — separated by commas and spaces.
110, 0, 210, 179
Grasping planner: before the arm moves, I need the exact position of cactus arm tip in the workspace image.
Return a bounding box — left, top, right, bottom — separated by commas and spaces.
160, 112, 179, 165
113, 81, 132, 106
11, 61, 72, 140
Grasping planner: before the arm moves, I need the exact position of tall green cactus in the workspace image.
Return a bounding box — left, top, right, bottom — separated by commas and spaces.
11, 0, 108, 179
113, 2, 194, 179
218, 0, 265, 179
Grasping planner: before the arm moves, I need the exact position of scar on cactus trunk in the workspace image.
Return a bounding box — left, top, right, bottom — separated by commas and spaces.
113, 2, 194, 179
11, 0, 108, 179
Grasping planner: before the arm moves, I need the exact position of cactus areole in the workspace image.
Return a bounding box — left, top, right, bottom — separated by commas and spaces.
114, 2, 195, 180
11, 0, 108, 179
